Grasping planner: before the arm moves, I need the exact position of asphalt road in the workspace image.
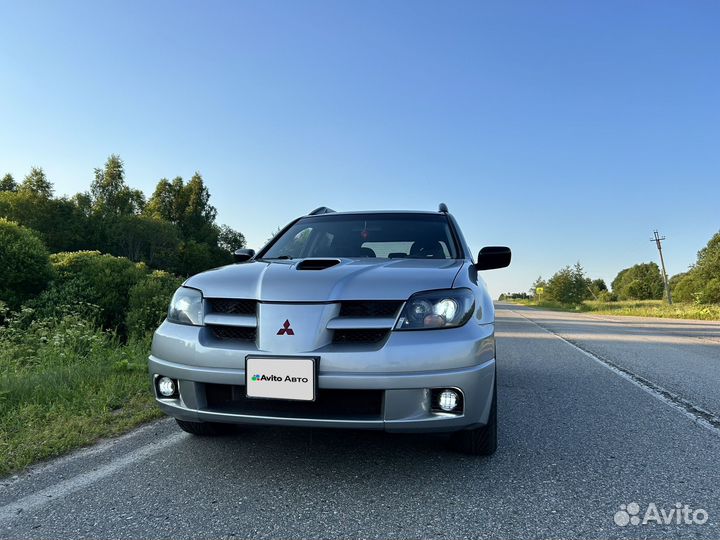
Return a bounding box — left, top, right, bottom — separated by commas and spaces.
2, 304, 720, 539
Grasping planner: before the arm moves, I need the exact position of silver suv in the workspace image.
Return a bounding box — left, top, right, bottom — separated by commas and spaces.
149, 205, 510, 455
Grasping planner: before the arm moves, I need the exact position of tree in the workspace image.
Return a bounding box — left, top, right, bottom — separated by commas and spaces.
695, 231, 720, 280
669, 271, 688, 293
585, 278, 608, 300
108, 214, 180, 266
182, 173, 217, 242
145, 173, 217, 244
673, 272, 702, 303
91, 155, 145, 216
545, 262, 592, 305
0, 173, 17, 192
611, 268, 628, 294
546, 267, 573, 303
19, 167, 53, 198
217, 224, 246, 253
0, 190, 91, 252
145, 172, 235, 273
591, 279, 608, 293
612, 262, 664, 300
175, 240, 216, 276
144, 177, 184, 223
530, 275, 547, 297
672, 231, 720, 304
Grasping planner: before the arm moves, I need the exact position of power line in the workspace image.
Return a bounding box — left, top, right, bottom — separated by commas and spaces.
650, 230, 672, 305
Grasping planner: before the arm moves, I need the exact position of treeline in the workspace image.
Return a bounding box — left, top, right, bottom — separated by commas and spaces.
506, 263, 609, 304
0, 155, 245, 276
510, 231, 720, 305
499, 292, 530, 300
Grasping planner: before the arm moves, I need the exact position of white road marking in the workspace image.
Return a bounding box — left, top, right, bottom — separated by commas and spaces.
511, 308, 720, 438
0, 432, 185, 523
0, 418, 175, 489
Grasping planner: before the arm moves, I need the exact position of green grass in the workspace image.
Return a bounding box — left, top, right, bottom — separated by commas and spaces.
508, 298, 720, 320
0, 315, 162, 477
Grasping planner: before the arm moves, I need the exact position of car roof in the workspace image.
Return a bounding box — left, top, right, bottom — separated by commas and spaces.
303, 210, 443, 217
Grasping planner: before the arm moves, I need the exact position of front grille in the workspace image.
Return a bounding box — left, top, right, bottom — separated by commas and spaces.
332, 329, 389, 344
207, 298, 257, 315
339, 300, 403, 318
204, 385, 383, 420
210, 325, 257, 341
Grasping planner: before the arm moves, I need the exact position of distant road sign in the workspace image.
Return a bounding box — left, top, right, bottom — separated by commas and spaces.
535, 287, 544, 294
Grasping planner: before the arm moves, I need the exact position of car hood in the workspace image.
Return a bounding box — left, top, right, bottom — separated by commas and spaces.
185, 258, 466, 301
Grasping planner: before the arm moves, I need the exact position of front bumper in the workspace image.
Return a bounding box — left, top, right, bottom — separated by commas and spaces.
149, 320, 496, 433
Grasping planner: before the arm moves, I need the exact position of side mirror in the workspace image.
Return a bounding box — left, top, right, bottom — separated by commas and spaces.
233, 248, 255, 263
476, 246, 511, 270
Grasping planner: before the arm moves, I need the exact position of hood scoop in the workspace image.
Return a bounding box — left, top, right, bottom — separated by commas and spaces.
296, 258, 341, 271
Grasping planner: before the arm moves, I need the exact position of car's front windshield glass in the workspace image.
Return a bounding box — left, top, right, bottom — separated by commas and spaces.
261, 213, 460, 260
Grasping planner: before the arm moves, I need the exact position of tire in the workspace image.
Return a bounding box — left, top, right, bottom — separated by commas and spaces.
175, 418, 233, 436
450, 375, 497, 456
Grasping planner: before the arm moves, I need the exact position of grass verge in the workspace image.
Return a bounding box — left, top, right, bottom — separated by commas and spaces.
0, 317, 162, 477
507, 299, 720, 321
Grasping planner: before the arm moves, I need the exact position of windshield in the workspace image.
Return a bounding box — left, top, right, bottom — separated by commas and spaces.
261, 213, 460, 260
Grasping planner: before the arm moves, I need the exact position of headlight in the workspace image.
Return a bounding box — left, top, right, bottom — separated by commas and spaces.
167, 287, 204, 326
395, 288, 475, 330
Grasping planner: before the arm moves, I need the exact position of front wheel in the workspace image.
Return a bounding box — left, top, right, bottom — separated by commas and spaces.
175, 419, 234, 436
450, 376, 497, 456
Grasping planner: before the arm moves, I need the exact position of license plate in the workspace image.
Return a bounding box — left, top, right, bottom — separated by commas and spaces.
245, 356, 316, 401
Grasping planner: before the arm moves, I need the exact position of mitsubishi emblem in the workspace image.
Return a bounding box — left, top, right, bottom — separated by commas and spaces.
277, 319, 295, 336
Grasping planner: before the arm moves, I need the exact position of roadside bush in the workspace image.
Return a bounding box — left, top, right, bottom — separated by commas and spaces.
0, 306, 106, 371
0, 218, 53, 308
611, 262, 664, 300
126, 270, 183, 340
596, 290, 618, 302
49, 251, 146, 331
25, 278, 103, 327
697, 277, 720, 304
673, 272, 703, 303
671, 232, 720, 304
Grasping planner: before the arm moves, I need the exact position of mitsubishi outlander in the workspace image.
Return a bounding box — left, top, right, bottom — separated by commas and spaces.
149, 204, 510, 455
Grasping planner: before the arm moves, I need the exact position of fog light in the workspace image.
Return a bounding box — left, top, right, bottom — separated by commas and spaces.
438, 389, 459, 412
157, 376, 177, 398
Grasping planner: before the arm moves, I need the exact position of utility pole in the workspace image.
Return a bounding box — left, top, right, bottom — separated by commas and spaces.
651, 230, 672, 305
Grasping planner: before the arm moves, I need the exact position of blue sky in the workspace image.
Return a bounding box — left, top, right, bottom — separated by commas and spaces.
1, 0, 718, 296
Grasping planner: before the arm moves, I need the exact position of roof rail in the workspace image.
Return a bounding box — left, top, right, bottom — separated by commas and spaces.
308, 206, 336, 215
438, 203, 449, 213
